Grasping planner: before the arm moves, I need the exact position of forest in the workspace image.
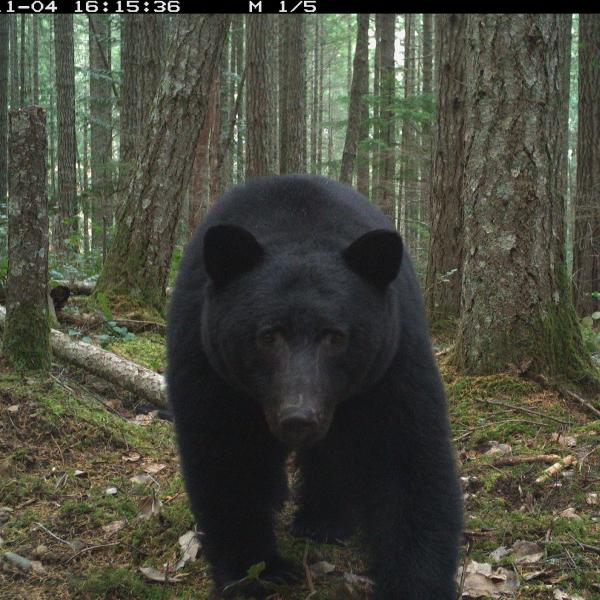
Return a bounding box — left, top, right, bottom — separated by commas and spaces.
0, 12, 599, 600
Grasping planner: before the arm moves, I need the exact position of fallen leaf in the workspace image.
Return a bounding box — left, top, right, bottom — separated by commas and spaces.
553, 590, 585, 600
552, 432, 577, 447
122, 452, 141, 463
30, 560, 46, 575
457, 560, 519, 598
489, 545, 509, 562
139, 566, 187, 583
102, 520, 127, 535
558, 507, 581, 520
143, 463, 166, 475
485, 441, 512, 457
138, 495, 162, 519
174, 530, 201, 571
6, 405, 20, 413
130, 473, 154, 485
310, 561, 337, 576
512, 540, 543, 564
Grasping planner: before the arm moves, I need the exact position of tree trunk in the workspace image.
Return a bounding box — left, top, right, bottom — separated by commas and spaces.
233, 15, 244, 183
32, 16, 39, 105
279, 16, 307, 174
189, 75, 219, 238
376, 14, 396, 225
19, 15, 26, 106
246, 15, 274, 178
572, 15, 600, 315
5, 106, 50, 370
310, 16, 319, 174
420, 13, 433, 257
453, 14, 594, 386
340, 14, 369, 186
401, 14, 416, 245
0, 16, 8, 205
89, 15, 113, 259
54, 14, 78, 253
9, 16, 18, 110
425, 14, 466, 323
95, 15, 231, 314
120, 15, 165, 181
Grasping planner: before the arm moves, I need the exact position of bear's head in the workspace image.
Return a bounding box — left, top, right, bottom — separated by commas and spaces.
201, 224, 402, 448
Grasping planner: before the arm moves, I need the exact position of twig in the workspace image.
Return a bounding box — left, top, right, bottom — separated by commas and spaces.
64, 542, 121, 563
492, 454, 561, 467
567, 534, 600, 555
302, 543, 316, 595
474, 397, 571, 425
561, 388, 600, 419
33, 522, 73, 548
456, 538, 472, 600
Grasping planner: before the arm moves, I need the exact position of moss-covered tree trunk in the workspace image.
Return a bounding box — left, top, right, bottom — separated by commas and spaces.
94, 15, 231, 315
572, 15, 600, 316
425, 14, 467, 323
4, 106, 50, 370
453, 14, 595, 387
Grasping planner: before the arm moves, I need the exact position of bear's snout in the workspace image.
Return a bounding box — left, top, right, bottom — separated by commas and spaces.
275, 406, 325, 447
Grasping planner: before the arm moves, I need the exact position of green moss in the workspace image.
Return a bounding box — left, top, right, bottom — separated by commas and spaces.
3, 300, 51, 370
69, 567, 175, 600
108, 333, 166, 372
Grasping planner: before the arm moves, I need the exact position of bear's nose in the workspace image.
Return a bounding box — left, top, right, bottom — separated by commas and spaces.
278, 407, 320, 442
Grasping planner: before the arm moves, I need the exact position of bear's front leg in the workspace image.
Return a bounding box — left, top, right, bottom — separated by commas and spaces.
173, 398, 295, 598
366, 457, 463, 600
364, 381, 463, 599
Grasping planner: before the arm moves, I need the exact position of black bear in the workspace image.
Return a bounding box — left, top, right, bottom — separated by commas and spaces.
167, 175, 463, 599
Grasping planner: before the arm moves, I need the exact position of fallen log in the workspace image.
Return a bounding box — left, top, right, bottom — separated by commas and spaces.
0, 306, 167, 409
59, 311, 167, 335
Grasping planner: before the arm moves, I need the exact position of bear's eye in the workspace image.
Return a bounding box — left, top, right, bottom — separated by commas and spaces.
257, 329, 282, 348
322, 329, 348, 348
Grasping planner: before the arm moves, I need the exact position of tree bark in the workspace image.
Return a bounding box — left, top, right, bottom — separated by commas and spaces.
233, 15, 244, 183
453, 14, 594, 386
95, 15, 231, 314
89, 15, 113, 259
279, 16, 307, 174
340, 14, 369, 186
32, 16, 39, 105
425, 14, 466, 322
400, 14, 415, 245
19, 15, 26, 106
5, 106, 50, 370
572, 15, 600, 315
54, 15, 78, 253
376, 14, 396, 225
120, 15, 165, 178
0, 16, 8, 204
246, 15, 274, 178
9, 16, 18, 110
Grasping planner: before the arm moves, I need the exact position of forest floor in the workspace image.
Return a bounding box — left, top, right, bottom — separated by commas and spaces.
0, 306, 599, 600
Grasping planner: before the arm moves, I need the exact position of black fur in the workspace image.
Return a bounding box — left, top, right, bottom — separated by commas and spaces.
167, 175, 463, 599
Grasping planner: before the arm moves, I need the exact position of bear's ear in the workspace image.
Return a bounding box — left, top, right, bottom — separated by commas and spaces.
343, 229, 403, 289
204, 224, 264, 287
